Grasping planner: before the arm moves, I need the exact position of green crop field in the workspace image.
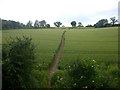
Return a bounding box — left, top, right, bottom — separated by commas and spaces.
2, 27, 119, 88
58, 27, 118, 88
59, 27, 118, 69
2, 29, 64, 69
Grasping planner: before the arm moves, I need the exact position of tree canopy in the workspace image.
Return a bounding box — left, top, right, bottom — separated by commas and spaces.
40, 20, 46, 28
26, 20, 33, 28
71, 21, 76, 27
54, 21, 62, 28
94, 19, 108, 28
45, 24, 50, 28
34, 20, 40, 28
78, 22, 83, 27
2, 17, 119, 30
2, 19, 26, 30
110, 17, 117, 25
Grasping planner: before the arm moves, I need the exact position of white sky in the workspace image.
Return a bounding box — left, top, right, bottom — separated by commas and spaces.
0, 0, 119, 26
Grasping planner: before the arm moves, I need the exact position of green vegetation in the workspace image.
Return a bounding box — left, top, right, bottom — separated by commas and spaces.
59, 27, 118, 68
2, 27, 119, 88
54, 21, 62, 28
2, 17, 118, 30
3, 29, 64, 70
71, 21, 77, 27
2, 37, 37, 88
58, 27, 118, 88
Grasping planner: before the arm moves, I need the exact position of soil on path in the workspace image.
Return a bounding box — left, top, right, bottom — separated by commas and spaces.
48, 31, 66, 88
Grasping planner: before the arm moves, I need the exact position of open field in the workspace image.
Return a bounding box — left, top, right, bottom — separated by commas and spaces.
2, 29, 64, 69
2, 27, 119, 88
59, 27, 118, 69
58, 27, 118, 88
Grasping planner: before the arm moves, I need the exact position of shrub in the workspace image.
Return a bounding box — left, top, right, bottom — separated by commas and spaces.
2, 36, 37, 89
95, 63, 119, 88
68, 58, 119, 88
32, 70, 48, 88
68, 58, 98, 88
51, 70, 71, 88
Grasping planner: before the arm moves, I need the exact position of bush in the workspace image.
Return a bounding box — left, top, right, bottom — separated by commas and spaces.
51, 58, 101, 88
51, 70, 71, 88
2, 36, 37, 89
68, 58, 98, 88
32, 70, 48, 88
68, 58, 119, 88
95, 64, 119, 88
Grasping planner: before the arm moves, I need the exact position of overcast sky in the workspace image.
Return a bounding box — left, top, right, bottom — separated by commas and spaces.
0, 0, 119, 26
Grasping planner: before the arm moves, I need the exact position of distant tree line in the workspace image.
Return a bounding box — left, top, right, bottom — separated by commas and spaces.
2, 19, 26, 30
2, 19, 51, 30
2, 17, 119, 30
94, 17, 119, 28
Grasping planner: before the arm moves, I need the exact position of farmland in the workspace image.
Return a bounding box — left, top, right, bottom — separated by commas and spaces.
2, 27, 119, 88
3, 29, 64, 69
59, 27, 118, 69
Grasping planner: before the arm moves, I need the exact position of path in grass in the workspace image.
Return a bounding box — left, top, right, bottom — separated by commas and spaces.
48, 30, 66, 88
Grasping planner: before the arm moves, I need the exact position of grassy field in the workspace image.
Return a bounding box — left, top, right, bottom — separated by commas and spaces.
59, 27, 118, 69
58, 27, 118, 88
2, 27, 119, 88
2, 29, 64, 69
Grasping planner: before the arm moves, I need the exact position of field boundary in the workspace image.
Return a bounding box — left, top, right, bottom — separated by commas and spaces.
48, 30, 66, 88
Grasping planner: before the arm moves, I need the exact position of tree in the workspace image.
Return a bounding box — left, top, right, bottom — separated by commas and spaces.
26, 20, 33, 28
39, 20, 46, 28
54, 21, 62, 28
78, 22, 83, 27
94, 19, 108, 28
71, 21, 76, 27
86, 24, 93, 27
2, 19, 26, 30
2, 36, 37, 89
110, 17, 117, 25
45, 24, 50, 28
34, 20, 40, 28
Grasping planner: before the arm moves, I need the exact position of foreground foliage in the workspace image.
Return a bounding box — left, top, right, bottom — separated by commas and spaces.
52, 58, 119, 88
2, 36, 37, 89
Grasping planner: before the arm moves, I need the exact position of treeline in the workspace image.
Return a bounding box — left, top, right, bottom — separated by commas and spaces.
2, 20, 25, 30
2, 17, 119, 30
2, 19, 51, 30
94, 17, 119, 28
2, 19, 26, 30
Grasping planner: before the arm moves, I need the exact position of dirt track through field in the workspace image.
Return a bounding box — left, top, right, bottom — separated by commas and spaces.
48, 30, 66, 88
